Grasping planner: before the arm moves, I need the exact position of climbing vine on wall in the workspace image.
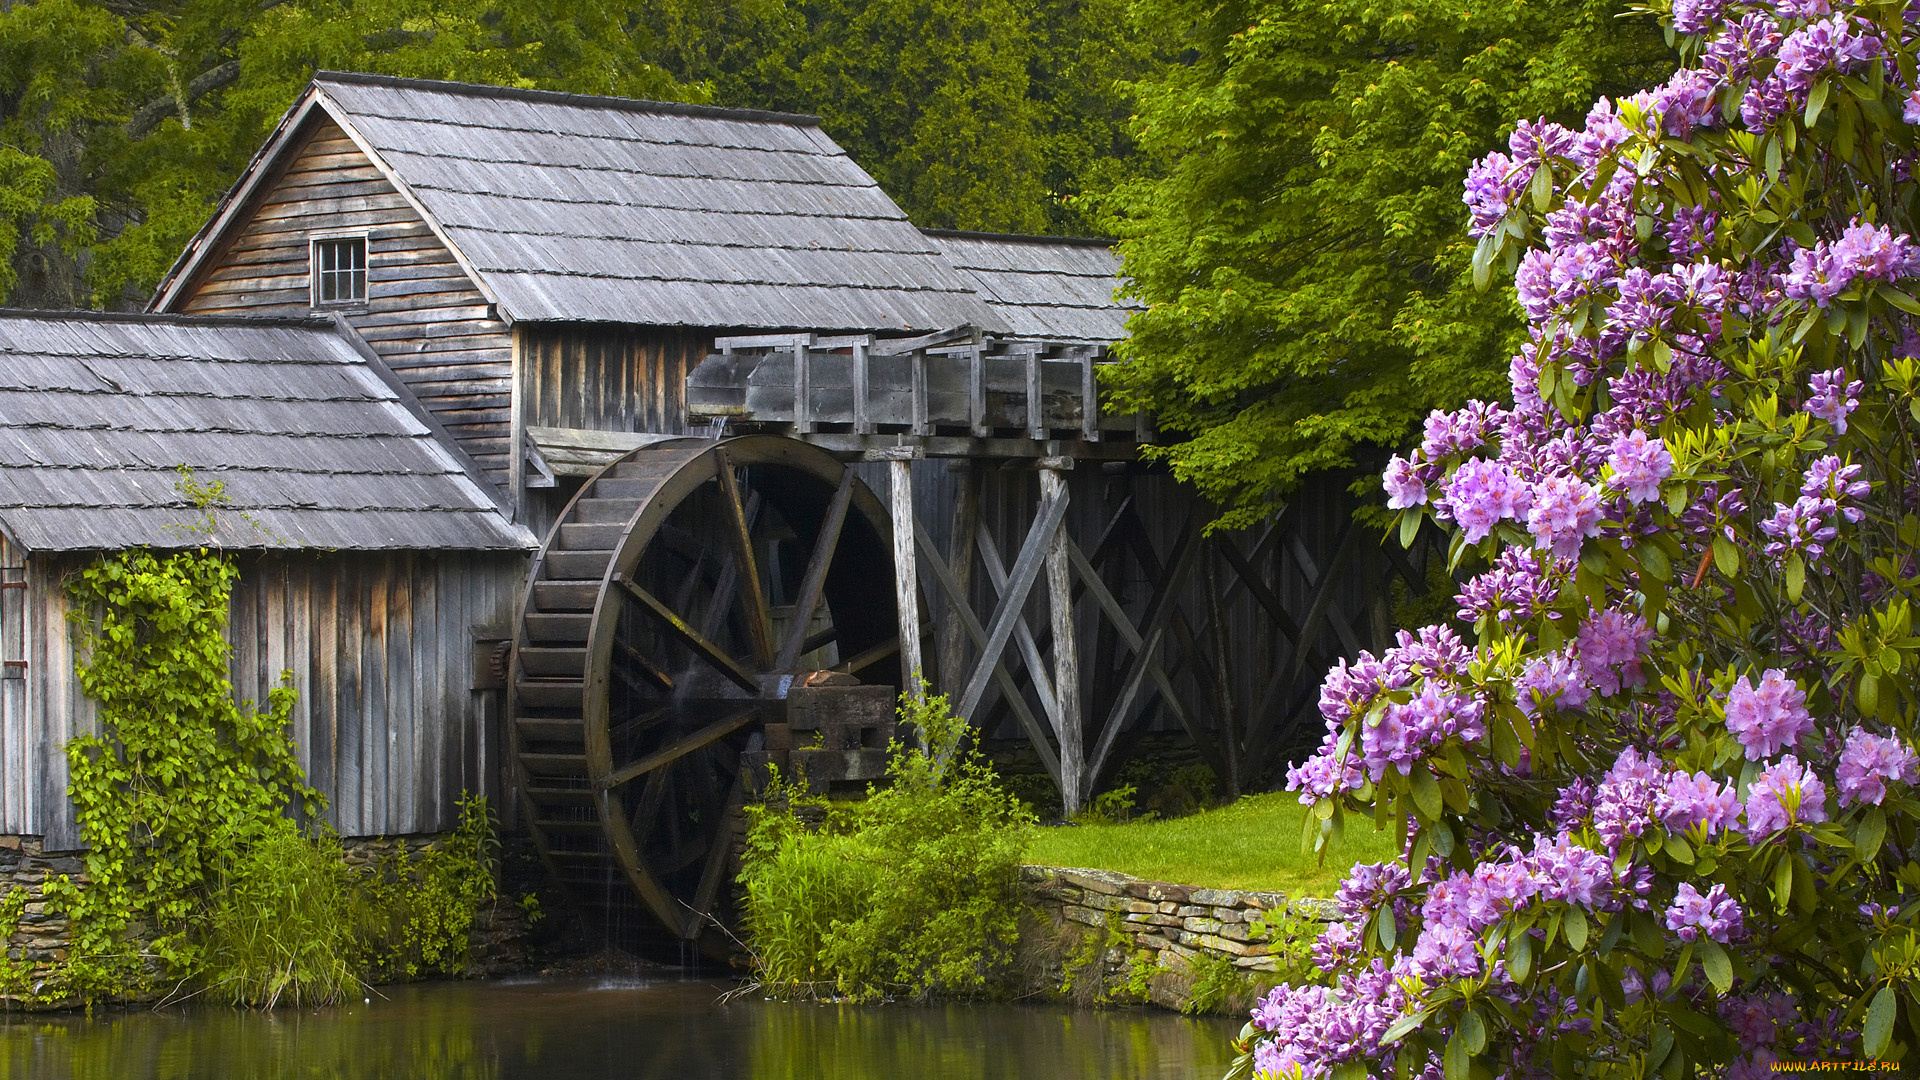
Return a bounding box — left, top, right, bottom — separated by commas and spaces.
48, 546, 319, 1001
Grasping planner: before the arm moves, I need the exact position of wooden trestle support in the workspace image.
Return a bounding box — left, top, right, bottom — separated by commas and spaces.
510, 332, 1442, 948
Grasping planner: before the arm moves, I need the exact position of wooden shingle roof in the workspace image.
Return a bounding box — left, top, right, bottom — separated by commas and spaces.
922, 230, 1137, 343
0, 311, 533, 552
159, 73, 1001, 331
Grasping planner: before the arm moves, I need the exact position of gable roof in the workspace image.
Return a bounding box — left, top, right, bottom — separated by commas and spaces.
155, 73, 1000, 332
921, 230, 1138, 344
0, 311, 533, 552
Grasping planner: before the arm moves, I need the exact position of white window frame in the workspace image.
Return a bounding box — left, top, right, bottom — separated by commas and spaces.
309, 231, 370, 308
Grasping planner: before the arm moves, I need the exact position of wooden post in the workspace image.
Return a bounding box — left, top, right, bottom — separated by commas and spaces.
1039, 458, 1082, 814
938, 461, 979, 700
1080, 350, 1099, 443
1024, 346, 1044, 441
890, 455, 924, 700
911, 350, 930, 436
969, 345, 987, 437
852, 340, 872, 435
793, 343, 812, 434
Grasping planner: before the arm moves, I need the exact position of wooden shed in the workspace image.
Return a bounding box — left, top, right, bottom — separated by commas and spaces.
0, 310, 533, 848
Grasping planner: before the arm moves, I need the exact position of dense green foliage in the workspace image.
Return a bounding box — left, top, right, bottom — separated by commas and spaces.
202, 818, 364, 1007
0, 0, 697, 308
0, 0, 1152, 309
54, 546, 320, 1000
739, 693, 1033, 1002
1101, 0, 1675, 528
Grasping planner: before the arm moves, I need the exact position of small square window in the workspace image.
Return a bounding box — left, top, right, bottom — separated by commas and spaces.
312, 237, 367, 305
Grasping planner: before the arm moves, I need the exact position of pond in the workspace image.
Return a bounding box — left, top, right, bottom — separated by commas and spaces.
0, 977, 1240, 1080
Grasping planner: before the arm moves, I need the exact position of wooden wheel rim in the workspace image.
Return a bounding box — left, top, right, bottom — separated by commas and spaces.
508, 435, 898, 941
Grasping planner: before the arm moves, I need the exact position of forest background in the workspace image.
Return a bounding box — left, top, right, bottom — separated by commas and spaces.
0, 0, 1672, 512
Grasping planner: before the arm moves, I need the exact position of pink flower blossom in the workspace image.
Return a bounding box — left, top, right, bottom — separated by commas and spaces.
1606, 430, 1672, 504
1836, 727, 1918, 806
1724, 669, 1813, 760
1745, 755, 1827, 837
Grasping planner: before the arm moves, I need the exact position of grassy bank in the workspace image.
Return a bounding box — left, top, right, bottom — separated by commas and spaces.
1024, 792, 1398, 896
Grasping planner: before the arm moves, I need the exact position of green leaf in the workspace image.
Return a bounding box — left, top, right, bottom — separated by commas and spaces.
1444, 1024, 1470, 1080
1400, 508, 1424, 549
1864, 986, 1896, 1057
1639, 542, 1671, 582
1507, 927, 1533, 984
1882, 286, 1920, 316
1786, 553, 1806, 603
1460, 1007, 1487, 1055
1410, 763, 1442, 823
1564, 905, 1589, 952
1712, 536, 1738, 577
1805, 78, 1831, 127
1860, 672, 1880, 718
1857, 805, 1888, 862
1699, 940, 1733, 995
1378, 1009, 1431, 1046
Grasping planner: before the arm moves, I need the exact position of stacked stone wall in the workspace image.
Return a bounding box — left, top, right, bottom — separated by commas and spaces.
1019, 864, 1336, 1013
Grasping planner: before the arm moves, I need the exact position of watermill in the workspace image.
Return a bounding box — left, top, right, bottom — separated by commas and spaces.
507, 435, 907, 950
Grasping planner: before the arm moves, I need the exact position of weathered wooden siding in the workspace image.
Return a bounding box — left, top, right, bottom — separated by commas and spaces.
0, 548, 526, 847
518, 324, 708, 436
175, 117, 514, 490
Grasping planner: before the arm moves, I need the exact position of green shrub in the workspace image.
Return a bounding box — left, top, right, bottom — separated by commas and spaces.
354, 795, 499, 981
740, 691, 1034, 1001
199, 818, 362, 1008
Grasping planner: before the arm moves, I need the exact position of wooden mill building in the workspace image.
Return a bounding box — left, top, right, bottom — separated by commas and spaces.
0, 73, 1422, 946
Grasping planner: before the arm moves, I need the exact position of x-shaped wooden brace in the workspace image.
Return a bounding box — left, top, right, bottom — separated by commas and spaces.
913, 495, 1069, 786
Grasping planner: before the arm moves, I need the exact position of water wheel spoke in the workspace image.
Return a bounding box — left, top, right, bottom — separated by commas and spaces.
776, 468, 856, 670
715, 449, 776, 668
699, 491, 760, 640
598, 706, 760, 790
615, 639, 674, 691
685, 774, 746, 935
616, 577, 759, 692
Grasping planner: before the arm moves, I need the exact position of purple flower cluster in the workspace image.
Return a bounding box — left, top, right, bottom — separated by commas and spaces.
1664, 882, 1744, 943
1743, 15, 1883, 130
1515, 646, 1589, 717
1836, 727, 1918, 806
1804, 367, 1862, 433
1745, 755, 1828, 836
1606, 430, 1673, 503
1657, 770, 1742, 835
1442, 459, 1532, 542
1577, 608, 1653, 697
1724, 669, 1814, 760
1289, 629, 1479, 798
1782, 221, 1918, 307
1457, 547, 1567, 625
1249, 959, 1417, 1079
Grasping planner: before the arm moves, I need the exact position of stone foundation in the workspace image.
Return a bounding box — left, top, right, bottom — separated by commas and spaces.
0, 832, 537, 1007
1019, 865, 1336, 1013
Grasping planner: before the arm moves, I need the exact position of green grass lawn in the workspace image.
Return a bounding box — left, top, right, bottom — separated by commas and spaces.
1023, 792, 1399, 897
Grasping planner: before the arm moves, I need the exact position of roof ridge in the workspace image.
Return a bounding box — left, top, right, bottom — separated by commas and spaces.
921, 228, 1116, 249
0, 308, 335, 330
313, 71, 824, 128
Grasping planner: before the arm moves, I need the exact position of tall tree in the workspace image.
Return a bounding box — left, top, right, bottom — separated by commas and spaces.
0, 0, 698, 308
1100, 0, 1675, 529
645, 0, 1160, 235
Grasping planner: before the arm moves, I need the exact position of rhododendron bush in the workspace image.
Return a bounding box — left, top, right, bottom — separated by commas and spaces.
1233, 0, 1920, 1075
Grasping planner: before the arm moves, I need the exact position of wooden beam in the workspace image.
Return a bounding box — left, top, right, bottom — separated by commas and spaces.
969, 345, 988, 438
1040, 465, 1083, 812
598, 707, 759, 790
1203, 549, 1241, 797
890, 458, 924, 697
617, 577, 760, 693
715, 448, 776, 669
956, 490, 1070, 721
914, 521, 1063, 786
615, 639, 675, 691
1080, 352, 1099, 442
937, 463, 980, 697
911, 351, 930, 436
974, 524, 1059, 732
1286, 534, 1365, 656
1023, 346, 1044, 440
777, 469, 856, 670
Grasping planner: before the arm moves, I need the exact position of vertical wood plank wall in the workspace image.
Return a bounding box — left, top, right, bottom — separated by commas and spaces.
519, 325, 708, 436
175, 117, 514, 490
0, 549, 526, 848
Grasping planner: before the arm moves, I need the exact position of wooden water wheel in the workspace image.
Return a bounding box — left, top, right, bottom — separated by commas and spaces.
507, 435, 902, 947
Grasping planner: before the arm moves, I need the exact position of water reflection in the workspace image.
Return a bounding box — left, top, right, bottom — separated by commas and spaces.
0, 978, 1236, 1079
